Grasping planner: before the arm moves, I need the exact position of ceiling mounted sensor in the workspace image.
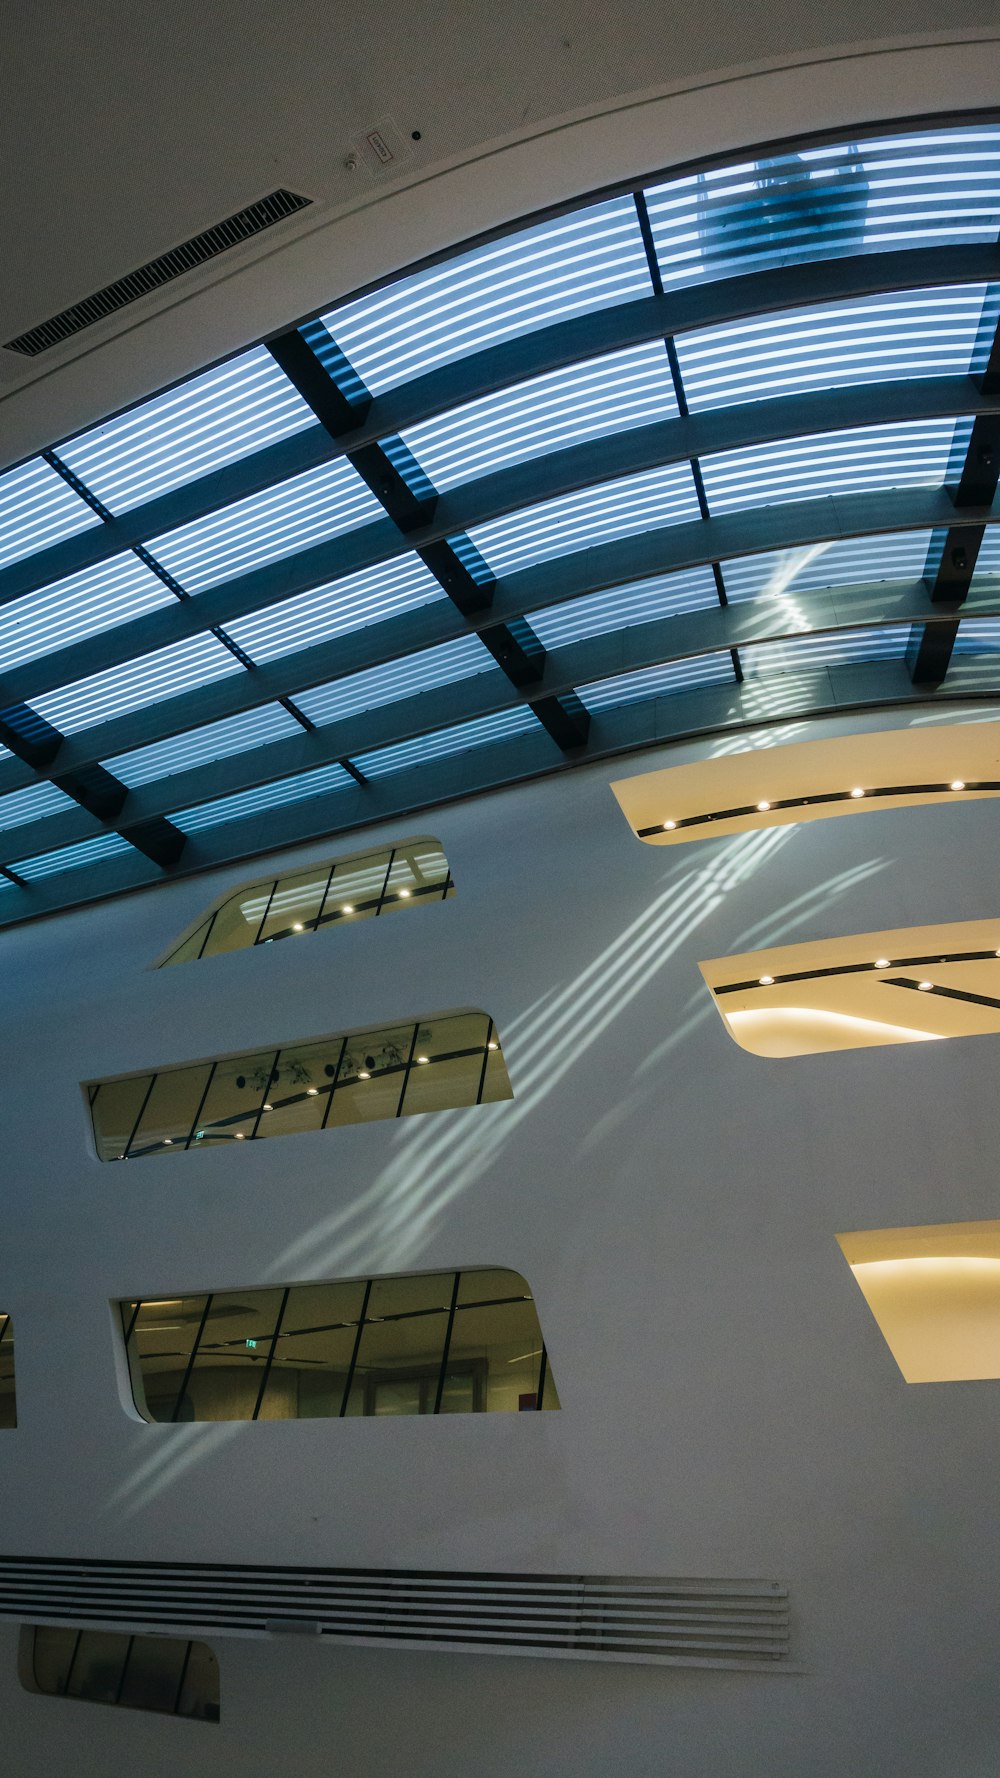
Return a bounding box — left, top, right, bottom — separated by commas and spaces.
2, 190, 313, 359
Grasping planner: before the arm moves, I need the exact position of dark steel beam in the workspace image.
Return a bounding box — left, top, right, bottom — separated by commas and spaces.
8, 575, 1000, 860
4, 660, 1000, 931
4, 242, 997, 609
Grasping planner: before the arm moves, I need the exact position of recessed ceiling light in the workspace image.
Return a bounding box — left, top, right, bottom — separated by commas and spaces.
358, 1070, 371, 1080
918, 981, 933, 991
950, 780, 966, 791
874, 958, 890, 969
756, 801, 770, 812
663, 819, 676, 830
398, 888, 411, 898
292, 922, 304, 931
487, 1041, 499, 1051
306, 1087, 319, 1096
262, 1103, 273, 1111
416, 1055, 429, 1064
758, 974, 774, 986
342, 904, 354, 914
235, 1132, 246, 1139
162, 1138, 173, 1145
850, 787, 865, 798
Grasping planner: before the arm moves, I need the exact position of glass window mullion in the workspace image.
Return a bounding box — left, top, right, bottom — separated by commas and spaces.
432, 1272, 461, 1415
251, 1286, 290, 1420
172, 1641, 194, 1716
171, 1293, 214, 1422
312, 864, 338, 932
338, 1277, 372, 1416
536, 1344, 549, 1410
475, 1018, 494, 1105
373, 848, 396, 917
122, 1074, 158, 1159
252, 880, 279, 946
319, 1035, 350, 1130
247, 1051, 281, 1141
196, 910, 218, 959
394, 1022, 421, 1117
184, 1062, 217, 1149
113, 1636, 135, 1705
61, 1629, 84, 1696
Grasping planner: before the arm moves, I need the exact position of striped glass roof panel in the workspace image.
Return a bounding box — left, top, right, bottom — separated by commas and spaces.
0, 457, 101, 573
468, 461, 702, 577
353, 706, 542, 778
722, 531, 934, 603
952, 617, 1000, 654
400, 342, 677, 492
57, 347, 317, 515
0, 781, 76, 832
0, 553, 174, 674
971, 527, 1000, 592
104, 703, 302, 789
146, 458, 381, 593
10, 832, 134, 882
644, 127, 1000, 287
296, 636, 495, 728
700, 419, 969, 514
320, 196, 652, 395
29, 633, 243, 735
741, 624, 911, 672
226, 555, 445, 665
530, 565, 720, 647
579, 651, 735, 712
676, 285, 997, 410
172, 760, 353, 833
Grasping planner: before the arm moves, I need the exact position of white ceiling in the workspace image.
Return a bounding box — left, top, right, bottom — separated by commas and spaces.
1, 2, 998, 460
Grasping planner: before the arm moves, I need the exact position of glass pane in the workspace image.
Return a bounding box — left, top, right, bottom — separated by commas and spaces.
130, 1295, 209, 1422
202, 883, 275, 956
408, 840, 452, 898
327, 1024, 414, 1126
0, 1316, 15, 1428
480, 1040, 513, 1105
257, 867, 332, 944
255, 1040, 333, 1140
184, 1290, 284, 1421
118, 1635, 187, 1714
66, 1630, 129, 1703
319, 850, 393, 926
262, 1279, 366, 1419
449, 1272, 544, 1412
32, 1626, 77, 1695
90, 1075, 153, 1161
128, 1064, 213, 1156
348, 1272, 454, 1416
193, 1051, 275, 1147
177, 1641, 220, 1721
401, 1012, 492, 1115
162, 919, 212, 965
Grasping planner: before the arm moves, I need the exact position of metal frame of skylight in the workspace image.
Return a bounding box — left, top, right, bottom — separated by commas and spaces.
0, 117, 997, 920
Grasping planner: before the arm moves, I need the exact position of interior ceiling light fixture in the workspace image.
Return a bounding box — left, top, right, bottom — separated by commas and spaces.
837, 1220, 1000, 1382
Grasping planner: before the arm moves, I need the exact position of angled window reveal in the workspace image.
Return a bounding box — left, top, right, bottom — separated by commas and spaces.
87, 1009, 510, 1160
120, 1267, 558, 1423
21, 1625, 219, 1720
611, 719, 1000, 845
160, 837, 454, 964
0, 1313, 15, 1428
837, 1220, 1000, 1383
701, 919, 1000, 1058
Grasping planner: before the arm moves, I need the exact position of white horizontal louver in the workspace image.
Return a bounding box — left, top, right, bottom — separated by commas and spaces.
0, 1559, 792, 1670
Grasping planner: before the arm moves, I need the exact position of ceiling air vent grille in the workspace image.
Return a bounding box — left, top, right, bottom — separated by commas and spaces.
3, 191, 313, 358
0, 1556, 793, 1670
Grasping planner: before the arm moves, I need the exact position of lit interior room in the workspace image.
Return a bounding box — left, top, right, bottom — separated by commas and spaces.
2, 5, 1000, 1774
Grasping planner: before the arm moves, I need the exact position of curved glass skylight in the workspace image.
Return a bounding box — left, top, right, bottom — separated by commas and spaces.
225, 555, 445, 666
294, 636, 494, 728
579, 652, 735, 713
530, 565, 721, 648
320, 196, 652, 394
645, 127, 1000, 286
0, 457, 100, 573
146, 458, 382, 593
468, 461, 701, 576
0, 118, 996, 917
105, 704, 303, 789
29, 633, 242, 735
9, 832, 134, 881
0, 553, 174, 674
57, 347, 317, 514
675, 285, 997, 410
700, 418, 970, 513
400, 342, 677, 491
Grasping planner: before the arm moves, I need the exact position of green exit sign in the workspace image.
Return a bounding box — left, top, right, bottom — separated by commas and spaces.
246, 1338, 257, 1349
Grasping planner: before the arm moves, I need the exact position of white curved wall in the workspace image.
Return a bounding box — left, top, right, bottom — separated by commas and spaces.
2, 704, 1000, 1774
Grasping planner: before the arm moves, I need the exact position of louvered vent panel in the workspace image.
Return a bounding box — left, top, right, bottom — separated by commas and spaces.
0, 1558, 791, 1670
3, 192, 312, 357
